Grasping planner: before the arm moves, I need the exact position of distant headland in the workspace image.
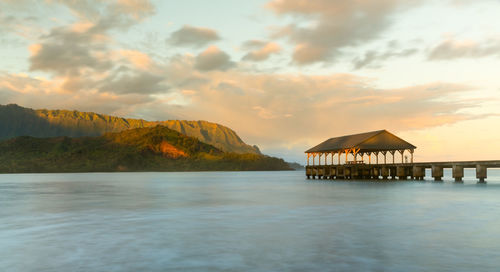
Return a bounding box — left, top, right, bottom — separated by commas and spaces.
0, 104, 292, 173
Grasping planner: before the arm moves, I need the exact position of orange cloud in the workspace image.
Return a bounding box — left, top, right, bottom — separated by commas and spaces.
116, 0, 155, 20
0, 73, 156, 115
153, 56, 483, 153
70, 21, 95, 33
28, 43, 42, 55
117, 49, 153, 70
26, 18, 165, 94
242, 41, 281, 61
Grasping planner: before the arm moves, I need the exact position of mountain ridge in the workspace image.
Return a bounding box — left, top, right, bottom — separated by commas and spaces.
0, 126, 290, 173
0, 104, 260, 154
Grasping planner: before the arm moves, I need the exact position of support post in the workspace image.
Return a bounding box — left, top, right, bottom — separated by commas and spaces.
381, 151, 387, 164
351, 148, 360, 164
413, 166, 425, 180
476, 165, 487, 183
338, 151, 341, 165
389, 150, 396, 164
398, 150, 404, 164
390, 167, 397, 180
345, 149, 352, 164
396, 166, 407, 180
372, 167, 380, 179
345, 167, 351, 179
409, 149, 414, 163
452, 165, 464, 182
374, 151, 379, 165
431, 165, 443, 182
307, 153, 310, 166
381, 166, 389, 179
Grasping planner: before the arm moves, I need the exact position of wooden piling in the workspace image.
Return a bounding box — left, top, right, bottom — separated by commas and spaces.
452, 165, 464, 182
413, 166, 425, 180
476, 165, 487, 183
396, 166, 407, 180
381, 166, 389, 180
305, 160, 499, 183
431, 165, 443, 182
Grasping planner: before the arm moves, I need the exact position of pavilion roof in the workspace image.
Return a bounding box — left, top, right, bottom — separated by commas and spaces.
305, 130, 416, 153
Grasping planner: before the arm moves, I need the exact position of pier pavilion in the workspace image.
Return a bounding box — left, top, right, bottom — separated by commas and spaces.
305, 130, 416, 166
305, 130, 496, 183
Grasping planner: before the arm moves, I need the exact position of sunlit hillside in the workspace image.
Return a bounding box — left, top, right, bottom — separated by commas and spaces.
0, 126, 290, 173
0, 104, 260, 154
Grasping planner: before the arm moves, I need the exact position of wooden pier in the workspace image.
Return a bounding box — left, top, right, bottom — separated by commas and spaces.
305, 130, 499, 183
305, 161, 499, 183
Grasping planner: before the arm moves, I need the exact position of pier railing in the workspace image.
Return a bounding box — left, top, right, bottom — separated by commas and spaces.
305, 160, 500, 183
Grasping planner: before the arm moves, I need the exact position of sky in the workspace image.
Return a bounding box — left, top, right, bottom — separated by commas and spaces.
1, 0, 500, 163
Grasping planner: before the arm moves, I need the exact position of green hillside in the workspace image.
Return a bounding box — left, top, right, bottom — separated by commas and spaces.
0, 104, 260, 154
0, 126, 291, 173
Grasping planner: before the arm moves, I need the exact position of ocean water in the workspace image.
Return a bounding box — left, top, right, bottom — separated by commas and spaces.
1, 170, 500, 272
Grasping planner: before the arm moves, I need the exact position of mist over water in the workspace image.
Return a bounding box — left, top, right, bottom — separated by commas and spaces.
1, 170, 500, 272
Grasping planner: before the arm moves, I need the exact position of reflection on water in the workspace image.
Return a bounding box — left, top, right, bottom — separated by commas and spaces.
1, 170, 500, 272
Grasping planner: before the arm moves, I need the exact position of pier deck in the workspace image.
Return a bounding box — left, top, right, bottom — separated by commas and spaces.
305, 160, 500, 183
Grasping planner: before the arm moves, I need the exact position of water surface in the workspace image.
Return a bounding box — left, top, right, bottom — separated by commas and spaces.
1, 170, 500, 271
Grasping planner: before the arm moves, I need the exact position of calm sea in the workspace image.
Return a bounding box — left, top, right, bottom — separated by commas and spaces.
1, 170, 500, 272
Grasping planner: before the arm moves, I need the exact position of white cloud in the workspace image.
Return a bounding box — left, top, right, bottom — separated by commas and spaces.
428, 38, 500, 60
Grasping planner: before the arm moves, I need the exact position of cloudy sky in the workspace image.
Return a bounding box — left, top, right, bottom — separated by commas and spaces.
1, 0, 500, 163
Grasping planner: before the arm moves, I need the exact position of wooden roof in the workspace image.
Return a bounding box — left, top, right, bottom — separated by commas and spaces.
305, 130, 416, 153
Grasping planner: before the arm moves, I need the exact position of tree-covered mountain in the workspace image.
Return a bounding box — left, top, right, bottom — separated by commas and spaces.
0, 126, 291, 173
0, 104, 260, 154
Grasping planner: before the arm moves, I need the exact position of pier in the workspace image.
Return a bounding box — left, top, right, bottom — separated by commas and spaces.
305, 161, 499, 183
305, 130, 498, 183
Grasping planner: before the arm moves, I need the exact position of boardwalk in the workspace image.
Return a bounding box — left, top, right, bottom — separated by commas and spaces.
305, 130, 499, 183
305, 160, 500, 183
